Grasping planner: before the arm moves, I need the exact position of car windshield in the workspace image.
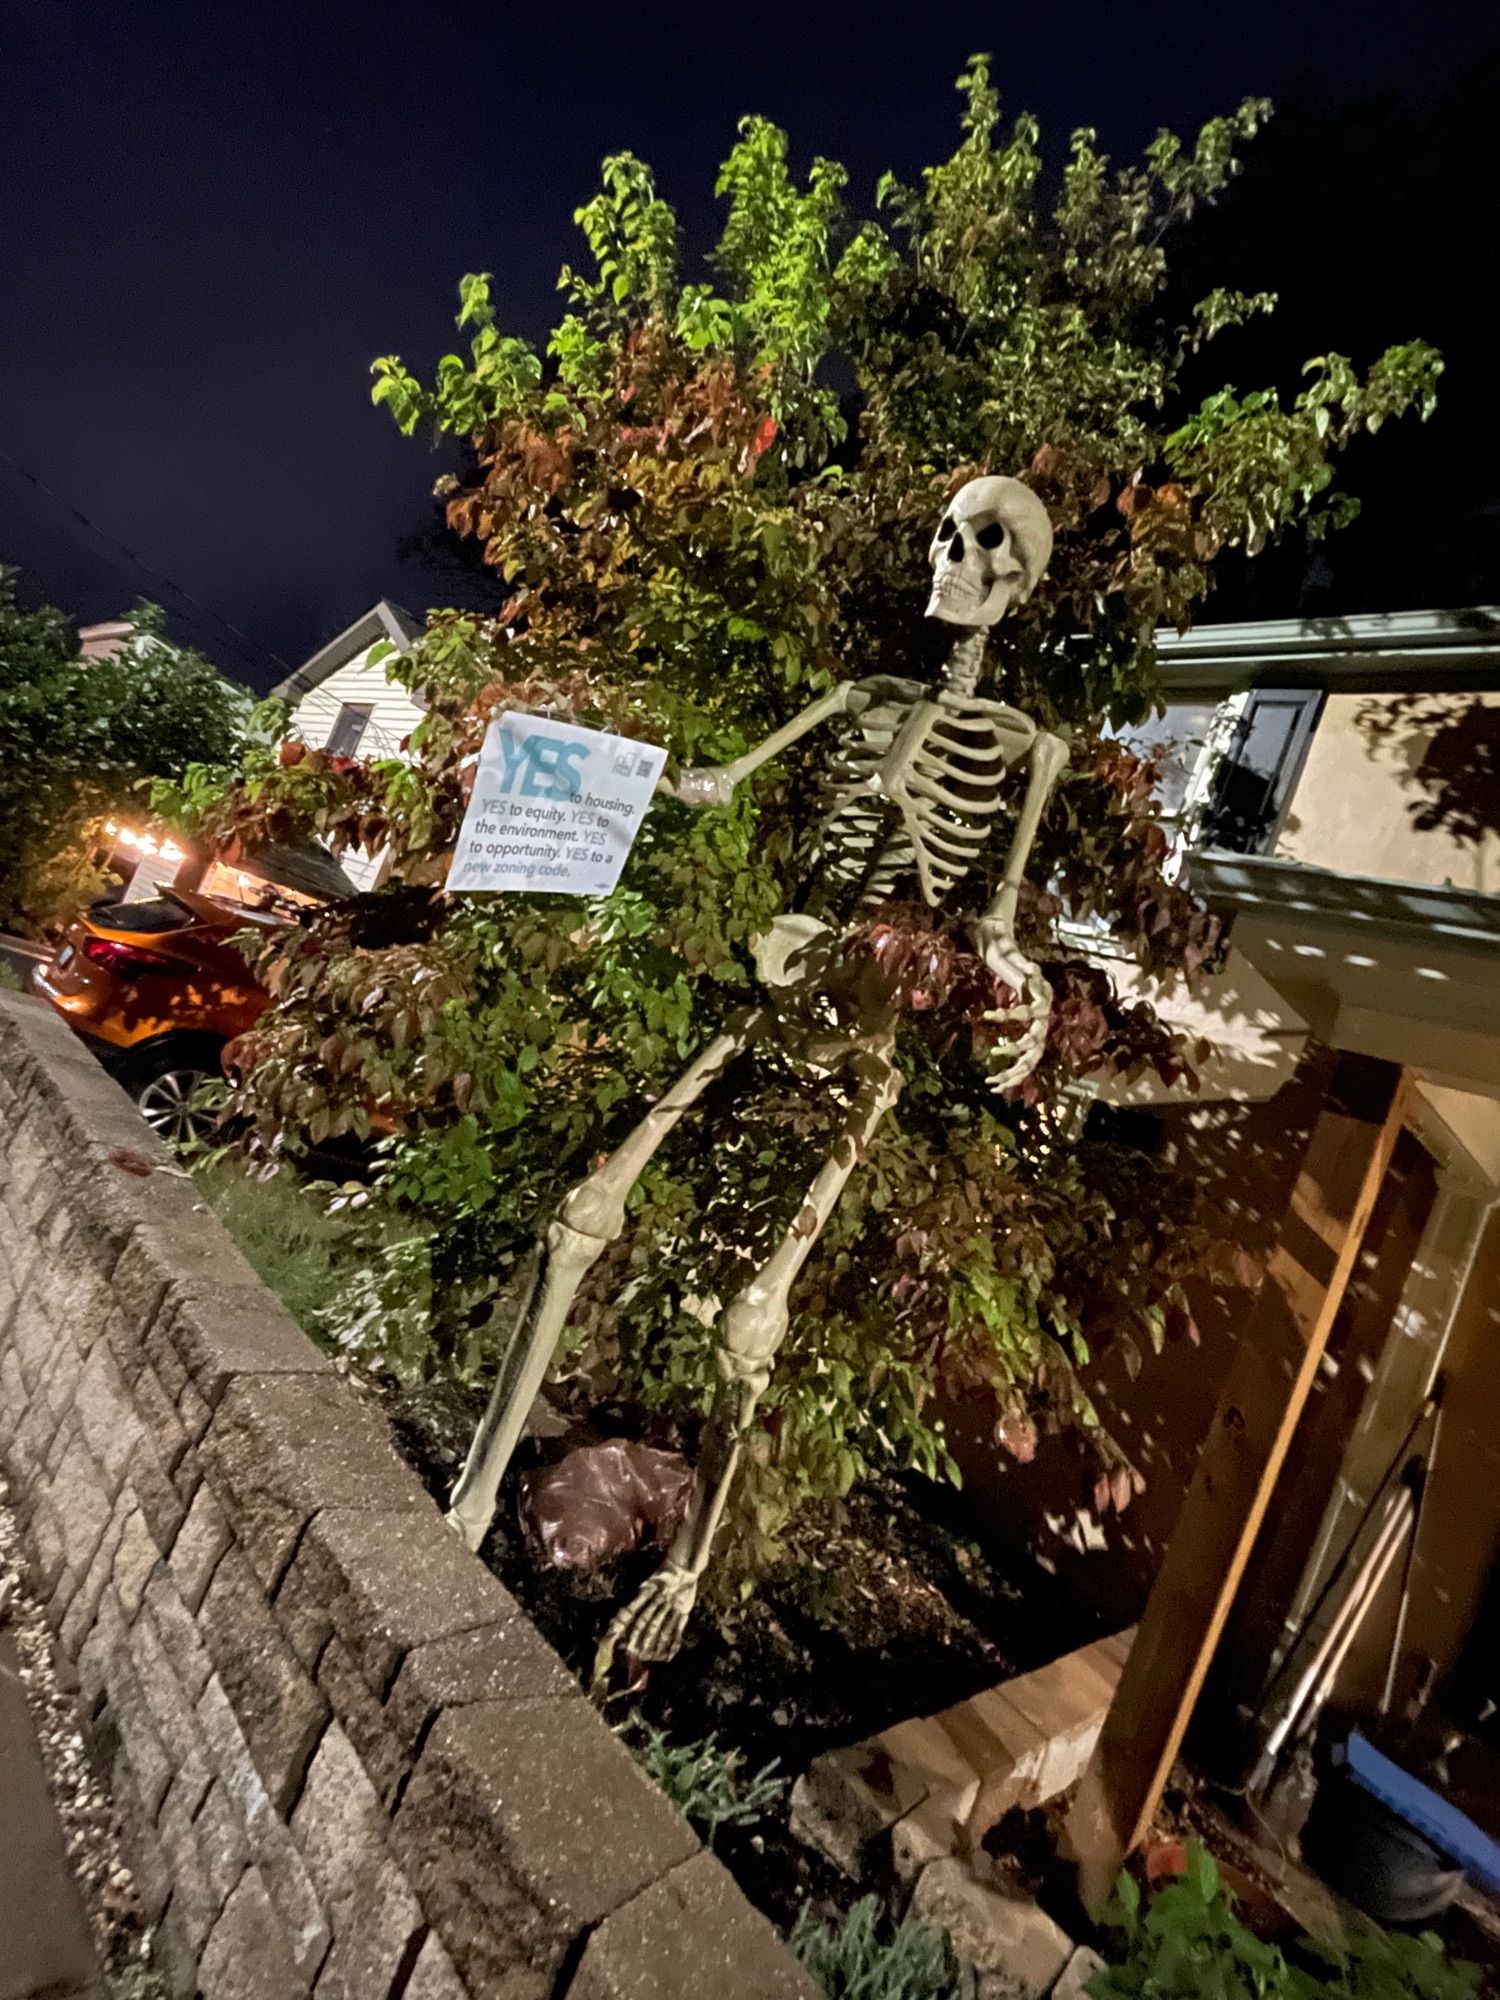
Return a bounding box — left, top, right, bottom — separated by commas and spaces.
87, 898, 194, 934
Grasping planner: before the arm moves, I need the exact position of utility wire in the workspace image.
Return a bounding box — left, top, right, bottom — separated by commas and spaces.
0, 440, 295, 683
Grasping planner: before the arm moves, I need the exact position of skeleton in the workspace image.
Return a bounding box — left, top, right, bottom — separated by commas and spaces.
447, 474, 1071, 1663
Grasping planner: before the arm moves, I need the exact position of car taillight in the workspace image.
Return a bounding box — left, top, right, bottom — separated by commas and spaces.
82, 937, 193, 977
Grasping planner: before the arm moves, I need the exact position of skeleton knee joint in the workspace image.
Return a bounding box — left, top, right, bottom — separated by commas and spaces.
716, 1290, 788, 1397
555, 1174, 630, 1247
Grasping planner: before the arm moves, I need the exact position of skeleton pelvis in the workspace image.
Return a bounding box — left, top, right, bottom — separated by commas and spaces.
753, 913, 900, 1071
753, 914, 836, 991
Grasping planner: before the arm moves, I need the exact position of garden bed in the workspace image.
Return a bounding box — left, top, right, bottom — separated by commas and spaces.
371, 1366, 1105, 1932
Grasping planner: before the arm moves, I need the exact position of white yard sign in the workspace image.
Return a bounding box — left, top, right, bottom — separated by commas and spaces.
446, 713, 665, 898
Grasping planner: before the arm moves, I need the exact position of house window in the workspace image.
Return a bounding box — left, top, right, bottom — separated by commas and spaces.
1121, 700, 1220, 833
326, 702, 374, 757
1197, 689, 1321, 855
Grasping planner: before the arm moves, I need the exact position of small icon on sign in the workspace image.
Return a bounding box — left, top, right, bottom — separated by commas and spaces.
635, 756, 655, 778
612, 753, 634, 776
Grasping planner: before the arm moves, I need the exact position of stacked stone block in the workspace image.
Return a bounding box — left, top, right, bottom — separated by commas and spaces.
0, 992, 816, 2000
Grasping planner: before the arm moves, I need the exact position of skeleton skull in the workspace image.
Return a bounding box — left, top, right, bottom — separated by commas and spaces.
925, 475, 1054, 628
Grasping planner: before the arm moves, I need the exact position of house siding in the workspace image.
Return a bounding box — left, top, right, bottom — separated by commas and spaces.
1275, 689, 1500, 897
287, 647, 424, 891
288, 646, 424, 765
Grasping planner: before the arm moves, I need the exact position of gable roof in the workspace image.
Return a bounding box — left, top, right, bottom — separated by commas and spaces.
272, 600, 422, 702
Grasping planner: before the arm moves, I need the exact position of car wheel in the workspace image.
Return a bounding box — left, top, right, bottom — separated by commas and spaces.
134, 1061, 217, 1145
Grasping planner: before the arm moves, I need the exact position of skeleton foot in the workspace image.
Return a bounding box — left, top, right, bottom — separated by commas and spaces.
598, 1560, 699, 1674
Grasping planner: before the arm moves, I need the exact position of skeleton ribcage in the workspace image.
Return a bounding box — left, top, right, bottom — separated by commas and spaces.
815, 687, 1036, 911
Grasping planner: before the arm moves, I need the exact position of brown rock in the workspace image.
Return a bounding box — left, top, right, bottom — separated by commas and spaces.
909, 1861, 1073, 2000
274, 1505, 517, 1693
401, 1932, 468, 2000
385, 1622, 575, 1754
200, 1377, 422, 1589
168, 1484, 232, 1613
197, 1546, 328, 1815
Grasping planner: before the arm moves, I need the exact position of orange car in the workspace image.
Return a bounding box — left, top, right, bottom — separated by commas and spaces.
32, 888, 283, 1142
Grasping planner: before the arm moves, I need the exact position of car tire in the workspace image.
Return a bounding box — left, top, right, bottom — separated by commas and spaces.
122, 1036, 226, 1147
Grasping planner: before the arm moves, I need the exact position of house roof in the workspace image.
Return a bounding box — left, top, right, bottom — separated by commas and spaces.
1190, 850, 1500, 958
77, 619, 135, 662
271, 600, 422, 703
1157, 606, 1500, 694
1190, 850, 1500, 1100
236, 839, 359, 903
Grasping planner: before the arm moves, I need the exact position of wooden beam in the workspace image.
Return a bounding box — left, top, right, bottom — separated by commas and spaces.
1199, 1127, 1438, 1757
1065, 1054, 1410, 1907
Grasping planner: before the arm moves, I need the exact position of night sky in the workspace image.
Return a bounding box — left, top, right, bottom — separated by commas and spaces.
3, 1, 1497, 691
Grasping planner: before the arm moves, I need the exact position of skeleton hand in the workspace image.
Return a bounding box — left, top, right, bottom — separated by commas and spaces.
597, 1560, 699, 1674
973, 912, 1032, 997
667, 765, 738, 809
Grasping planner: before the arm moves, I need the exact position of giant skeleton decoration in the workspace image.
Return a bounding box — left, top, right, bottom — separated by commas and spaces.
447, 475, 1070, 1664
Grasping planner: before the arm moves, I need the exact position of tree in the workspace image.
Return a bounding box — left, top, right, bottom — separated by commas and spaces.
0, 571, 249, 934
161, 62, 1439, 1572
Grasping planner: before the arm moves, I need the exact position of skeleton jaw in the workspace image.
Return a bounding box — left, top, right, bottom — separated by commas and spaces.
924, 566, 1021, 629
926, 567, 984, 624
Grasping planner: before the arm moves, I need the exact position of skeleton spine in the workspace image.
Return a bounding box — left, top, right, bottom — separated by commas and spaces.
938, 629, 987, 696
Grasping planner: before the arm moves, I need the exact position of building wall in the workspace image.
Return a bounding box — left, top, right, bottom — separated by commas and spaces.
951, 1034, 1500, 1735
289, 647, 424, 765
1277, 691, 1500, 895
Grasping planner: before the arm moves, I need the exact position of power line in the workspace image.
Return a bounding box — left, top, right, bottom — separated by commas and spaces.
0, 440, 296, 682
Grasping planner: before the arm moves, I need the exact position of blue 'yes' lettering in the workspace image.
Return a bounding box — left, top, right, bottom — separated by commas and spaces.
495, 731, 589, 800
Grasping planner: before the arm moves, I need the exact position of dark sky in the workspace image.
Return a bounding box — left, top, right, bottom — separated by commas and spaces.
3, 1, 1496, 692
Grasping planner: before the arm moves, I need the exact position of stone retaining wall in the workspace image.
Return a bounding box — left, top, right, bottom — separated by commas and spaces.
0, 992, 816, 2000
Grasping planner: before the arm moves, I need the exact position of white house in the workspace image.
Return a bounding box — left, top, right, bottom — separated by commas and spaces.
273, 600, 423, 888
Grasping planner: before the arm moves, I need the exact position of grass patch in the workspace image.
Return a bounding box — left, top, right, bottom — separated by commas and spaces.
190, 1156, 449, 1380
192, 1158, 358, 1335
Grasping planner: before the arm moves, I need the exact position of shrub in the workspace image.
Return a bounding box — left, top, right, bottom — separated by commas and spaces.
1092, 1842, 1478, 2000
162, 60, 1439, 1569
0, 578, 248, 935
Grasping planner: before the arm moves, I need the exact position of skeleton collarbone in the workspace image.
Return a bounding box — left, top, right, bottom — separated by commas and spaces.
826, 676, 1038, 906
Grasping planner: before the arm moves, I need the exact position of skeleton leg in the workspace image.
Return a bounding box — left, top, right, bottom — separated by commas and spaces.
602, 1043, 902, 1666
446, 1009, 767, 1550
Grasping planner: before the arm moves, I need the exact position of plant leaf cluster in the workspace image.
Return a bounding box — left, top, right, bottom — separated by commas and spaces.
788, 1894, 973, 2000
1094, 1842, 1477, 2000
618, 1712, 782, 1846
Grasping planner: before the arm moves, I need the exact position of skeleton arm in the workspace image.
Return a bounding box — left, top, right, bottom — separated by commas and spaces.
657, 683, 856, 808
974, 731, 1070, 984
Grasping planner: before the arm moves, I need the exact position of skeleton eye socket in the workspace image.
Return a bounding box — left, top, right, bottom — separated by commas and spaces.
937, 517, 955, 541
975, 521, 1006, 550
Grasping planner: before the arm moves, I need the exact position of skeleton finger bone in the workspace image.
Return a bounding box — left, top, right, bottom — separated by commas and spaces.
599, 1560, 699, 1674
982, 964, 1054, 1095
